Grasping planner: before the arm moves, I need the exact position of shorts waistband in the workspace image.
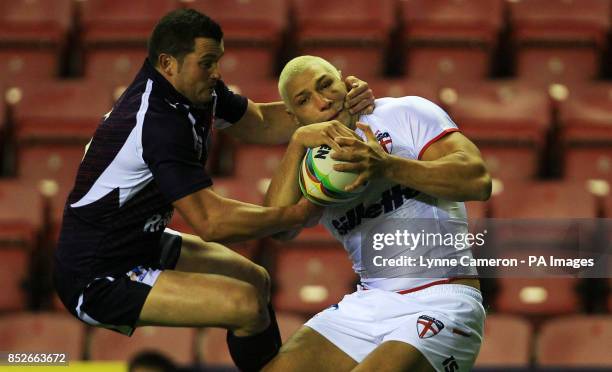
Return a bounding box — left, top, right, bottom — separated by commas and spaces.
359, 278, 482, 302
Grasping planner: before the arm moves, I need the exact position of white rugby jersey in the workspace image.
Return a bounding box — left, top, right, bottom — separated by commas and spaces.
319, 96, 478, 291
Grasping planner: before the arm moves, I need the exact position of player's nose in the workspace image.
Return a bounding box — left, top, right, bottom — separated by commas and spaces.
314, 93, 332, 111
209, 62, 222, 80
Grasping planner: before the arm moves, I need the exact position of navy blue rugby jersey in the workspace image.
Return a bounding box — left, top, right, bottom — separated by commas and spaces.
55, 59, 247, 280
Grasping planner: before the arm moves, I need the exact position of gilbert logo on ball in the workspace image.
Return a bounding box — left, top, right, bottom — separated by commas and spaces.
299, 145, 366, 206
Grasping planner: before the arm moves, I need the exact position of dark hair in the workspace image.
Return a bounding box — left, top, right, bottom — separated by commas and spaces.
128, 351, 176, 372
148, 8, 223, 67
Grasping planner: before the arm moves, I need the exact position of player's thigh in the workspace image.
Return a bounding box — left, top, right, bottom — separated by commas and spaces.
262, 326, 357, 372
137, 270, 265, 330
175, 233, 268, 290
351, 341, 435, 372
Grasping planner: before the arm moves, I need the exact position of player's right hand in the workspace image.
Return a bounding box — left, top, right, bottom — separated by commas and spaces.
292, 120, 361, 153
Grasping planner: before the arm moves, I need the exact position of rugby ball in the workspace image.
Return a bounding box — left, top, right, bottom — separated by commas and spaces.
298, 145, 365, 206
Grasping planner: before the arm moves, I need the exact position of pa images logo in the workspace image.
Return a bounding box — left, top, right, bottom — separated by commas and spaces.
416, 315, 445, 339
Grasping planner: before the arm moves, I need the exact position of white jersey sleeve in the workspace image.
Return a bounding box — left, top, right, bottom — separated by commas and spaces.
371, 96, 459, 160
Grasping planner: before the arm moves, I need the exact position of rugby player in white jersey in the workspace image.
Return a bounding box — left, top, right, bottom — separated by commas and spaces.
263, 56, 492, 372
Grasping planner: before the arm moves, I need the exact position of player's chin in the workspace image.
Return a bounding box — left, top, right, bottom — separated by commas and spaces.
197, 91, 214, 104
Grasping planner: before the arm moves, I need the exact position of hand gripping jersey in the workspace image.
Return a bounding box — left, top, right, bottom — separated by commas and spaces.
319, 97, 478, 291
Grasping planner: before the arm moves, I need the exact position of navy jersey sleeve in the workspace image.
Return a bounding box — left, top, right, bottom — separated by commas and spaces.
141, 108, 212, 203
213, 80, 248, 129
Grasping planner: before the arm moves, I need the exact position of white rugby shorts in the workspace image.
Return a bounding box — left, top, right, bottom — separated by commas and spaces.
305, 284, 485, 372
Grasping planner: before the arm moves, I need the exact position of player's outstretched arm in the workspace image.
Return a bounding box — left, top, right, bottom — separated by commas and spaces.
223, 76, 374, 145
333, 123, 492, 202
264, 120, 360, 208
173, 187, 318, 244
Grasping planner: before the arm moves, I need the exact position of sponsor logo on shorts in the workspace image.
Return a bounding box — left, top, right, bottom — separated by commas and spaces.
143, 210, 173, 233
127, 266, 149, 282
442, 356, 459, 372
416, 315, 445, 339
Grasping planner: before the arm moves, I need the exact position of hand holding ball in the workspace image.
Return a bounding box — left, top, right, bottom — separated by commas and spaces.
299, 145, 366, 206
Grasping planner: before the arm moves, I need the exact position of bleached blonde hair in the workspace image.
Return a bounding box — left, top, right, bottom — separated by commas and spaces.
278, 55, 341, 108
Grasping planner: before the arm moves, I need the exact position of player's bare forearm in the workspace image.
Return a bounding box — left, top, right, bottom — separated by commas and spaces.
224, 77, 374, 145
264, 140, 305, 207
174, 188, 313, 243
383, 152, 492, 202
223, 101, 299, 145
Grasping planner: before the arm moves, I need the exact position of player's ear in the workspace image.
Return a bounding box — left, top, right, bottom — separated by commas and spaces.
158, 53, 175, 76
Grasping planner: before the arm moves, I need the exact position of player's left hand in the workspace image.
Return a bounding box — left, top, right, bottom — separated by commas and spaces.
331, 122, 389, 192
344, 76, 375, 115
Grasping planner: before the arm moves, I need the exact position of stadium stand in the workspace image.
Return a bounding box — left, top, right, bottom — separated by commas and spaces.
537, 315, 612, 368
79, 0, 177, 85
558, 82, 612, 181
0, 312, 84, 357
10, 80, 115, 233
232, 144, 287, 184
367, 79, 439, 103
400, 0, 503, 81
292, 0, 395, 78
0, 0, 72, 81
440, 81, 550, 180
508, 0, 611, 83
89, 326, 196, 364
0, 2, 609, 370
474, 314, 532, 368
186, 0, 288, 83
268, 226, 358, 315
0, 180, 44, 311
487, 181, 599, 316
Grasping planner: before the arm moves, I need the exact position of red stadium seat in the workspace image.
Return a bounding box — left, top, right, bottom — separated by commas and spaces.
232, 144, 287, 185
79, 0, 177, 84
508, 0, 611, 83
89, 326, 196, 363
199, 312, 306, 367
0, 180, 43, 311
537, 315, 612, 367
474, 314, 532, 368
558, 83, 612, 181
487, 181, 597, 255
17, 147, 84, 230
441, 81, 550, 180
495, 278, 580, 316
0, 248, 29, 311
0, 0, 72, 80
186, 0, 287, 83
293, 0, 395, 78
366, 79, 439, 103
0, 312, 85, 358
0, 180, 43, 243
225, 79, 280, 103
9, 80, 115, 227
400, 0, 503, 80
10, 80, 114, 143
268, 229, 357, 314
516, 49, 601, 84
489, 181, 596, 219
83, 49, 148, 87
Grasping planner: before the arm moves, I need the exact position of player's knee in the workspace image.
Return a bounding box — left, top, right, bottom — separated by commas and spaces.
251, 264, 271, 302
230, 282, 269, 335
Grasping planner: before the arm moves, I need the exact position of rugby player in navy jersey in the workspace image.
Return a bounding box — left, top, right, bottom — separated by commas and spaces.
53, 9, 373, 372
